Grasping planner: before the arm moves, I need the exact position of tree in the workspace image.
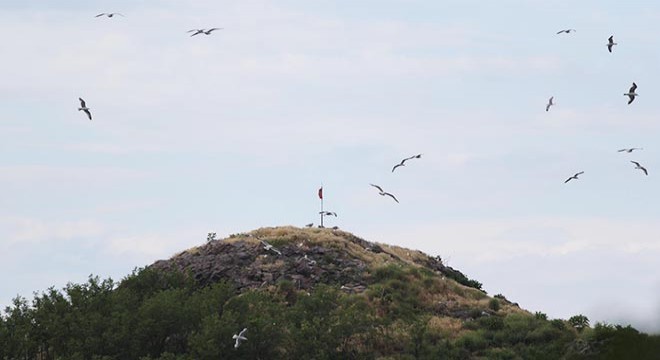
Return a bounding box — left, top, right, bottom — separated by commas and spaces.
568, 315, 590, 332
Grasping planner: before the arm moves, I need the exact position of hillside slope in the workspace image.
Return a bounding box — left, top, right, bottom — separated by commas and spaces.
1, 226, 659, 359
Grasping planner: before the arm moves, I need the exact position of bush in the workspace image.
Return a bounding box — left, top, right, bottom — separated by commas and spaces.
489, 299, 501, 312
568, 315, 589, 332
534, 312, 548, 321
456, 331, 488, 351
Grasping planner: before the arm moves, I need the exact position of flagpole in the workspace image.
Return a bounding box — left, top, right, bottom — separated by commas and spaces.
320, 184, 324, 228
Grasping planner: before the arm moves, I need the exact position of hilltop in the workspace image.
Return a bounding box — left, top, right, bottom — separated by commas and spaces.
1, 226, 659, 359
152, 226, 495, 313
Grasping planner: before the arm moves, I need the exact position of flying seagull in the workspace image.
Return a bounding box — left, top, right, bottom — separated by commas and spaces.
95, 13, 124, 18
631, 161, 648, 175
556, 29, 576, 34
232, 328, 247, 349
188, 28, 223, 36
624, 82, 638, 104
618, 148, 643, 153
546, 96, 554, 112
78, 98, 92, 120
392, 154, 422, 172
370, 184, 399, 203
564, 171, 584, 183
607, 35, 617, 53
260, 240, 282, 255
319, 211, 337, 217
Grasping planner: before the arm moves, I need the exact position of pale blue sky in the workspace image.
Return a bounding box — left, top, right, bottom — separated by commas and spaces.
1, 0, 660, 332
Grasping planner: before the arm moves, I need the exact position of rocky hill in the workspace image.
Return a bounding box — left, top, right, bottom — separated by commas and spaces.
151, 226, 518, 319
2, 226, 659, 359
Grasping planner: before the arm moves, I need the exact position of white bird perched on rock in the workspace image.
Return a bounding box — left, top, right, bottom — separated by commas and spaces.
624, 82, 638, 105
631, 161, 648, 175
188, 28, 223, 36
556, 29, 576, 34
370, 184, 399, 203
232, 328, 247, 349
260, 240, 282, 255
618, 148, 643, 153
95, 12, 124, 18
78, 98, 92, 120
607, 35, 617, 53
546, 96, 554, 112
564, 171, 584, 184
392, 154, 422, 172
297, 254, 317, 265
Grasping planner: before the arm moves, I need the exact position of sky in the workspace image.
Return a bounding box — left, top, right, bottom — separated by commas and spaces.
1, 0, 660, 332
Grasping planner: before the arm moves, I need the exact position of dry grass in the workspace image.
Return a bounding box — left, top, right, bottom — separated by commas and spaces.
427, 316, 464, 339
169, 226, 529, 318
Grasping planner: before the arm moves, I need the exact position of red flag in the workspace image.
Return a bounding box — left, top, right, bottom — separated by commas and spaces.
318, 187, 323, 199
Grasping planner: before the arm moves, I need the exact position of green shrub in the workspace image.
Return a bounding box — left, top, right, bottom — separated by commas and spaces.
568, 315, 589, 332
489, 298, 501, 312
534, 312, 548, 321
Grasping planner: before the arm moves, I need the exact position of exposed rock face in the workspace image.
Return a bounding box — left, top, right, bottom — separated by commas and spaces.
152, 232, 367, 292
150, 227, 479, 295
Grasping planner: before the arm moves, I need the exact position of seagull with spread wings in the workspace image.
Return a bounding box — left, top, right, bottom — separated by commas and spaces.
607, 35, 617, 53
564, 171, 584, 183
260, 240, 282, 255
320, 211, 337, 217
232, 328, 248, 349
618, 148, 643, 153
188, 28, 223, 36
624, 82, 638, 104
556, 29, 576, 34
95, 13, 124, 18
392, 154, 422, 172
370, 184, 399, 203
78, 98, 92, 120
631, 161, 648, 175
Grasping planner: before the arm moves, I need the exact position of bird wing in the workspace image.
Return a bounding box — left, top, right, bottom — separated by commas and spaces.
564, 177, 572, 183
207, 27, 223, 32
609, 35, 614, 43
631, 161, 641, 167
370, 184, 384, 192
383, 192, 399, 203
113, 13, 125, 17
630, 82, 637, 92
239, 328, 248, 337
628, 95, 635, 104
83, 109, 92, 120
79, 98, 86, 107
391, 163, 404, 172
546, 104, 551, 112
617, 149, 627, 152
576, 171, 584, 176
608, 44, 613, 53
556, 30, 565, 34
641, 167, 648, 175
187, 29, 201, 33
95, 13, 106, 17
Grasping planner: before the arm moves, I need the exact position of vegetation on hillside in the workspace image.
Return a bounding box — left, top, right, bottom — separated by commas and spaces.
1, 228, 658, 359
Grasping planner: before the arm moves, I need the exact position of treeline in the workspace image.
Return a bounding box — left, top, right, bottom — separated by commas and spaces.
0, 266, 659, 359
